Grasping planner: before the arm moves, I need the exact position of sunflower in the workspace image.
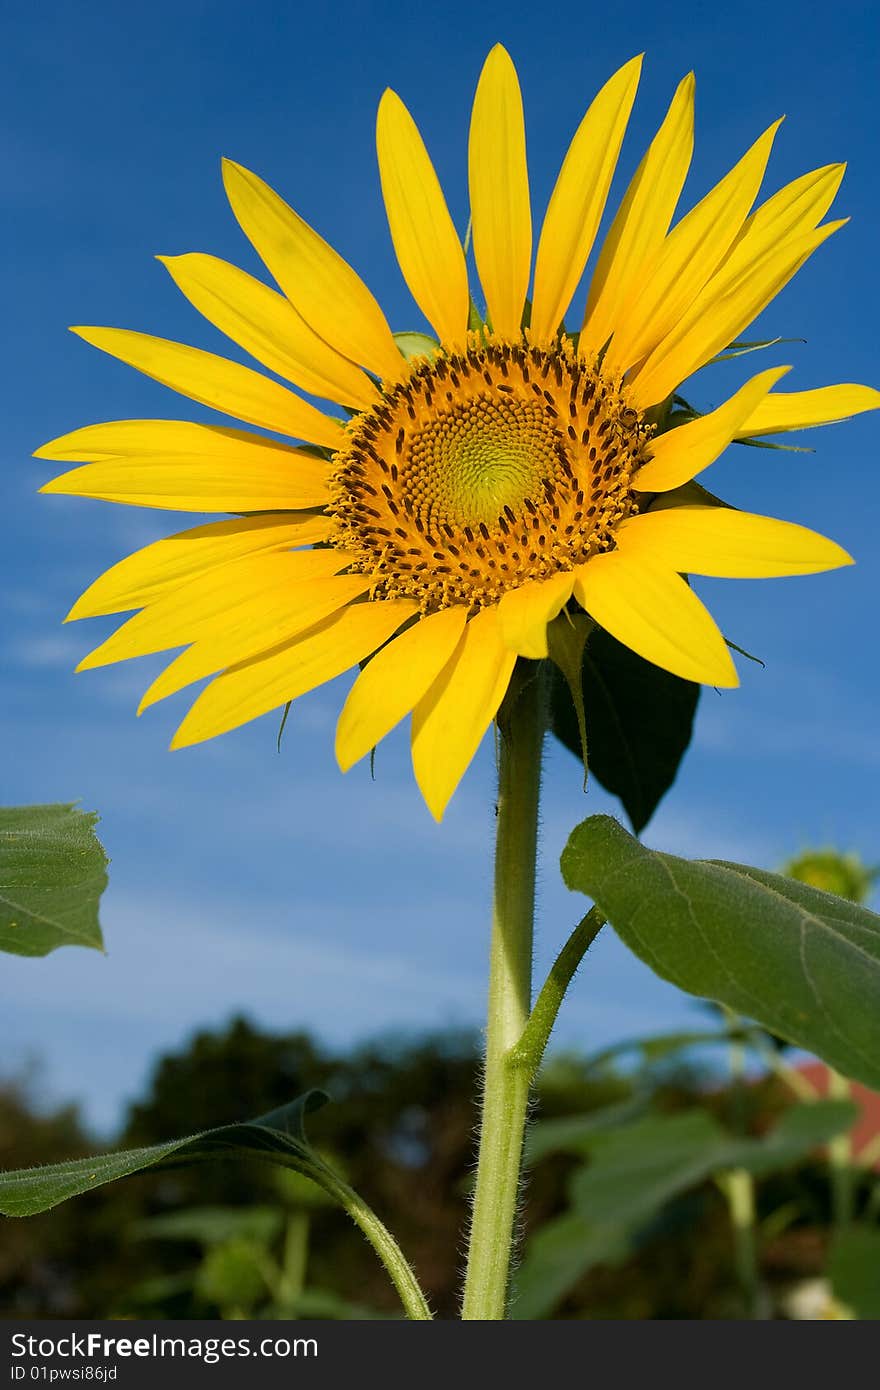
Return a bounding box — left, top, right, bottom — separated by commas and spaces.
37, 46, 878, 819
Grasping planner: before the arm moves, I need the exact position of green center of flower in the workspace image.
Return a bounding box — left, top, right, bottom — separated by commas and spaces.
329, 337, 650, 613
404, 395, 565, 528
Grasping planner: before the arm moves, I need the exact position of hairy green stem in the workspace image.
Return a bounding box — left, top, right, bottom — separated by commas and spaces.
308, 1160, 432, 1320
461, 667, 546, 1320
510, 908, 605, 1073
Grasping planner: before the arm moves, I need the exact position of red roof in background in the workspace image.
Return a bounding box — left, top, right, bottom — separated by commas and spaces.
796, 1062, 880, 1170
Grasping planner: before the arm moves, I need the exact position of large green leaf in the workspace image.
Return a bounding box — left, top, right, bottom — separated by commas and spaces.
0, 803, 108, 957
515, 1101, 856, 1318
0, 1092, 328, 1217
561, 815, 880, 1088
549, 631, 699, 832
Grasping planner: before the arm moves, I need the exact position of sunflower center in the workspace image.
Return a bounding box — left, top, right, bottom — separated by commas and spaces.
329, 337, 650, 612
404, 393, 563, 527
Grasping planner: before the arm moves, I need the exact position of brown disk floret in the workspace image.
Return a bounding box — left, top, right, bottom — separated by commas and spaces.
329, 336, 651, 613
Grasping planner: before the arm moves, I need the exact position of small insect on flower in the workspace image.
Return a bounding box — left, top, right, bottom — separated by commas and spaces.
37, 46, 879, 818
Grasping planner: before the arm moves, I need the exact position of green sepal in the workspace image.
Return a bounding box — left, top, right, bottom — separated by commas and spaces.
734, 435, 814, 453
546, 612, 594, 788
276, 702, 292, 751
393, 330, 439, 362
708, 336, 805, 364
645, 479, 731, 511
468, 298, 485, 334
724, 636, 765, 667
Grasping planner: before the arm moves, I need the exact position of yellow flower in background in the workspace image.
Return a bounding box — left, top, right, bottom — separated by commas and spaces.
37, 46, 878, 819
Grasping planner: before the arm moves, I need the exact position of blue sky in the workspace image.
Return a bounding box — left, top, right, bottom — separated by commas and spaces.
2, 0, 878, 1133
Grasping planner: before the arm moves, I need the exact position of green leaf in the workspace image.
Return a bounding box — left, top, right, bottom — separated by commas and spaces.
514, 1111, 728, 1317
561, 815, 880, 1088
195, 1237, 269, 1308
134, 1205, 283, 1246
0, 803, 108, 957
524, 1093, 652, 1163
583, 1027, 741, 1073
0, 1091, 329, 1217
290, 1288, 389, 1320
829, 1227, 880, 1319
725, 1099, 858, 1177
515, 1103, 857, 1317
512, 1212, 630, 1319
393, 331, 439, 362
549, 632, 699, 832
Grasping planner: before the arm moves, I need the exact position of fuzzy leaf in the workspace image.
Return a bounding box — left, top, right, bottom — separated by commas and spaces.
0, 1092, 328, 1217
0, 804, 108, 957
562, 815, 880, 1088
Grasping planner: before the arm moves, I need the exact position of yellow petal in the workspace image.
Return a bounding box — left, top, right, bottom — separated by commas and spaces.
601, 119, 782, 378
411, 606, 517, 821
159, 253, 378, 411
222, 159, 403, 381
573, 551, 737, 687
497, 571, 575, 658
631, 219, 846, 408
171, 599, 417, 749
714, 162, 844, 290
376, 90, 469, 346
335, 605, 467, 771
635, 365, 790, 492
627, 164, 844, 407
77, 550, 359, 670
41, 453, 330, 513
531, 55, 642, 343
617, 505, 853, 577
468, 45, 531, 340
34, 418, 310, 463
581, 72, 695, 356
66, 513, 334, 620
139, 573, 373, 711
71, 327, 344, 450
737, 383, 880, 436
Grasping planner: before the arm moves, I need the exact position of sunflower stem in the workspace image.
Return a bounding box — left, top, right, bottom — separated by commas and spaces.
461, 664, 546, 1321
307, 1158, 433, 1320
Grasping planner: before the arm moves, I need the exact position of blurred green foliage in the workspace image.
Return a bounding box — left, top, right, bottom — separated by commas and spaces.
3, 1015, 877, 1319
